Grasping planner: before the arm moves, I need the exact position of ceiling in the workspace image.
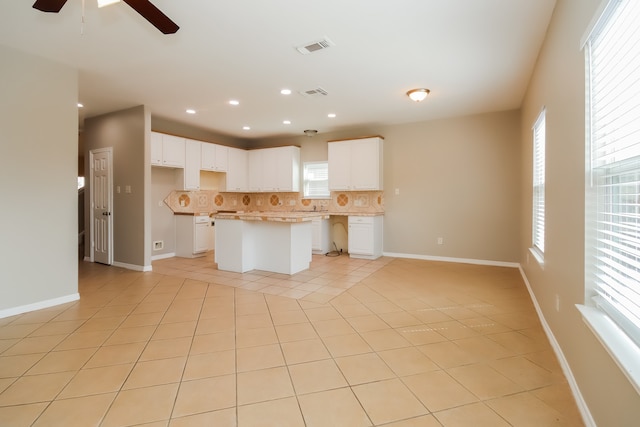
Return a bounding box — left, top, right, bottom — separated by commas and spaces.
0, 0, 556, 140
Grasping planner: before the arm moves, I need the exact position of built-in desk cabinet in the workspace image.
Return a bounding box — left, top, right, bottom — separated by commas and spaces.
348, 215, 383, 259
328, 136, 383, 191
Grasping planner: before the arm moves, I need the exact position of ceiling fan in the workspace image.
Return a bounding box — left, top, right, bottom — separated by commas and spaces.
32, 0, 179, 34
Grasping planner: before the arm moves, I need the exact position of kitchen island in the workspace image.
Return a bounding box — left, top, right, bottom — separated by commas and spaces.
214, 211, 330, 275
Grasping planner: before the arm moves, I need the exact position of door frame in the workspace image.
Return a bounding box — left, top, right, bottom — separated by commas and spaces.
89, 147, 114, 265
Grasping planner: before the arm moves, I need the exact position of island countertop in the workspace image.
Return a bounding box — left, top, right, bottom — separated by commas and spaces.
213, 211, 330, 223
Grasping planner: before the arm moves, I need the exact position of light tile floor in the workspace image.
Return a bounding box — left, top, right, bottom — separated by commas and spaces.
0, 253, 584, 426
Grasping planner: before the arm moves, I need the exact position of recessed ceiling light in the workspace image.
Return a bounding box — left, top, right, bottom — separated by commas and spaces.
229, 100, 240, 106
283, 120, 291, 125
242, 126, 251, 130
280, 89, 292, 95
186, 109, 196, 114
77, 103, 83, 108
327, 113, 336, 118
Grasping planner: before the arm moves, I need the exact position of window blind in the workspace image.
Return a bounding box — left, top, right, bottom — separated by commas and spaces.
586, 0, 640, 346
303, 162, 330, 198
532, 110, 546, 255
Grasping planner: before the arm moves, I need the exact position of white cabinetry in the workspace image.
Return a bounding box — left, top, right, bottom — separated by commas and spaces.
176, 215, 209, 258
225, 147, 248, 192
328, 137, 383, 191
201, 143, 228, 172
348, 215, 383, 259
151, 132, 186, 168
249, 146, 300, 192
312, 217, 331, 254
179, 139, 201, 191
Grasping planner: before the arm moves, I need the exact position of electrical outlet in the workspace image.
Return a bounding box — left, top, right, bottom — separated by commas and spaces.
437, 237, 444, 245
395, 188, 400, 195
153, 241, 164, 250
555, 294, 560, 312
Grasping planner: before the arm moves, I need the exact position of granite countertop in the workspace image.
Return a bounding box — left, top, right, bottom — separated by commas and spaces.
213, 211, 330, 223
174, 211, 384, 219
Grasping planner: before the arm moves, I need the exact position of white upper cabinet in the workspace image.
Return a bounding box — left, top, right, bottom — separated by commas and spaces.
151, 132, 186, 168
182, 139, 201, 191
249, 146, 300, 192
201, 143, 229, 172
328, 137, 383, 191
225, 147, 248, 192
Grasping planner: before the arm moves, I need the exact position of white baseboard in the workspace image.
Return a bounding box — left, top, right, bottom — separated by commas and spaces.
383, 251, 519, 268
518, 266, 596, 427
151, 252, 176, 261
0, 293, 80, 319
112, 261, 152, 272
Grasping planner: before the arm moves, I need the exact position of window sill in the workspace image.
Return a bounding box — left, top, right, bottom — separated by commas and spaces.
529, 247, 545, 268
576, 304, 640, 394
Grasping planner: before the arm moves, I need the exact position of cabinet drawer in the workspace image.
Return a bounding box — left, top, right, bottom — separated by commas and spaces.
348, 216, 374, 225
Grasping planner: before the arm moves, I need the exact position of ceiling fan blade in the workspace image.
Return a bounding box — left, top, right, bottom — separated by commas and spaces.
122, 0, 179, 34
33, 0, 68, 13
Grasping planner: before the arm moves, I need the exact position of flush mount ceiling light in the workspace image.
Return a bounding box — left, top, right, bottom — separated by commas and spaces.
280, 89, 292, 95
229, 100, 239, 106
407, 88, 430, 102
77, 103, 83, 108
185, 109, 196, 114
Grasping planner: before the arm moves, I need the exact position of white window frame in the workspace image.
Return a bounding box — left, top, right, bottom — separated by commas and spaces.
578, 0, 640, 394
531, 109, 546, 264
303, 161, 330, 199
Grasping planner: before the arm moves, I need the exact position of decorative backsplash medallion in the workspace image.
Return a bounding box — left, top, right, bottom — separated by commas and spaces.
165, 190, 384, 215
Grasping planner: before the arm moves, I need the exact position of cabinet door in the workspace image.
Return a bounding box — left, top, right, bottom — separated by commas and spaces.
162, 134, 185, 167
214, 145, 229, 172
151, 132, 163, 165
201, 143, 216, 170
328, 142, 352, 190
275, 146, 300, 192
248, 149, 264, 191
184, 139, 201, 190
348, 221, 373, 255
261, 148, 279, 191
226, 147, 248, 192
351, 138, 382, 190
194, 223, 209, 253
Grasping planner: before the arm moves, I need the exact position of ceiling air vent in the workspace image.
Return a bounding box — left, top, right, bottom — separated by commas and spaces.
300, 87, 328, 97
296, 37, 335, 55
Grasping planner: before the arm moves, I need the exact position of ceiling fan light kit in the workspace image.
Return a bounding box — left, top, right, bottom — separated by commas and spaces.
407, 88, 430, 102
33, 0, 179, 34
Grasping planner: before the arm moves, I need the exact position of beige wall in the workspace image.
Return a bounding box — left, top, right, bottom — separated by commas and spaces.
0, 45, 78, 313
84, 106, 151, 269
255, 110, 522, 264
520, 0, 640, 424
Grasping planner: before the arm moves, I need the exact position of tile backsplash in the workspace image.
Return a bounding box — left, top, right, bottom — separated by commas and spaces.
165, 190, 384, 215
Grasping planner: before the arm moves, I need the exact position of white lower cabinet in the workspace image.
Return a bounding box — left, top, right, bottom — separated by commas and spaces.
311, 217, 331, 254
348, 215, 383, 259
176, 215, 209, 258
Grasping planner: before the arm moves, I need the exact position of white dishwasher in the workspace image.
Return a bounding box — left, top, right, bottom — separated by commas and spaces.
176, 214, 209, 258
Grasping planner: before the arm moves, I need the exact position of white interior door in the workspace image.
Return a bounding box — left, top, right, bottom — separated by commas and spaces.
91, 148, 113, 265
